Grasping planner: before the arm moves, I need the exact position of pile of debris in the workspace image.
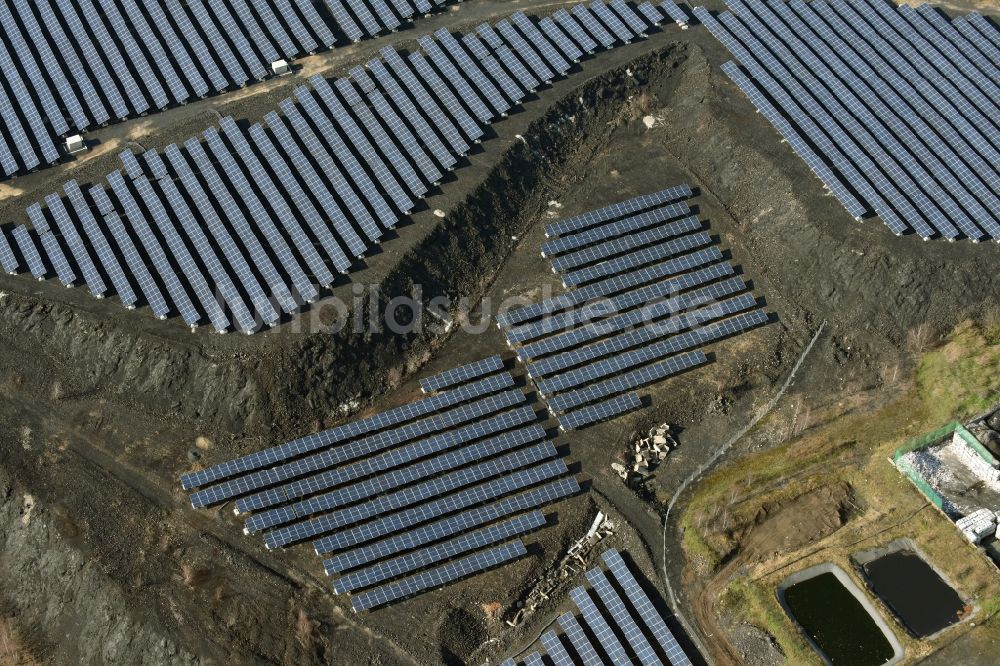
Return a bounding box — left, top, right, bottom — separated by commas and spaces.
612, 424, 677, 484
506, 512, 615, 626
957, 508, 997, 544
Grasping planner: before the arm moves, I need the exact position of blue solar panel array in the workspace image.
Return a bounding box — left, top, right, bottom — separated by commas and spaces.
181, 365, 581, 611
495, 187, 770, 429
696, 0, 1000, 242
0, 0, 496, 178
6, 4, 680, 332
493, 548, 694, 666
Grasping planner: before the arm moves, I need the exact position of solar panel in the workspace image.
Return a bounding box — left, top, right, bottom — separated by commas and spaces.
207, 1, 268, 80
323, 476, 579, 575
219, 117, 334, 290
917, 6, 1000, 96
350, 65, 444, 185
539, 310, 768, 396
498, 248, 724, 329
97, 0, 170, 110
43, 195, 107, 298
773, 1, 998, 237
245, 420, 543, 533
194, 389, 525, 509
433, 29, 512, 119
369, 0, 403, 32
461, 34, 525, 108
324, 0, 364, 42
637, 2, 664, 28
591, 1, 635, 44
586, 567, 663, 666
561, 231, 713, 287
350, 540, 527, 611
246, 121, 352, 274
62, 182, 136, 308
229, 0, 281, 64
87, 184, 168, 317
313, 459, 568, 554
293, 87, 396, 233
26, 203, 75, 287
183, 138, 295, 316
548, 213, 701, 271
386, 0, 414, 22
518, 278, 747, 361
505, 263, 745, 344
267, 108, 369, 258
421, 355, 505, 393
558, 613, 605, 666
181, 372, 513, 490
107, 171, 202, 327
610, 0, 649, 36
697, 8, 909, 236
297, 0, 338, 47
495, 19, 555, 83
953, 15, 1000, 74
553, 9, 599, 55
334, 510, 545, 593
334, 77, 429, 199
545, 185, 692, 238
417, 35, 494, 124
476, 23, 541, 92
240, 402, 534, 517
379, 47, 472, 155
0, 87, 34, 172
727, 3, 961, 240
603, 549, 692, 665
511, 12, 572, 74
161, 0, 229, 92
134, 165, 237, 332
188, 0, 250, 86
523, 653, 544, 666
570, 586, 631, 662
572, 5, 617, 49
266, 442, 555, 550
11, 226, 45, 280
537, 17, 584, 63
558, 392, 640, 430
407, 52, 485, 144
345, 0, 382, 36
52, 0, 130, 119
246, 0, 296, 58
203, 126, 314, 307
527, 294, 756, 381
540, 631, 575, 666
267, 0, 317, 54
0, 229, 18, 275
659, 0, 689, 27
281, 96, 385, 242
310, 76, 415, 213
159, 145, 263, 330
0, 38, 58, 165
0, 3, 71, 134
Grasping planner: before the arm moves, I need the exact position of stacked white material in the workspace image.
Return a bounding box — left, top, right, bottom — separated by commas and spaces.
956, 508, 996, 544
951, 433, 1000, 486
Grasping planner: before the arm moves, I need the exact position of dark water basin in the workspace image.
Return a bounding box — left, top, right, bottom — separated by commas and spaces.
863, 549, 966, 637
782, 570, 898, 665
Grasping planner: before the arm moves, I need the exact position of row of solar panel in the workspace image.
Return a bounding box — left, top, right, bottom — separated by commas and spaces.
498, 188, 770, 429
3, 3, 683, 331
697, 1, 1000, 241
181, 364, 581, 611
0, 0, 479, 177
496, 549, 693, 666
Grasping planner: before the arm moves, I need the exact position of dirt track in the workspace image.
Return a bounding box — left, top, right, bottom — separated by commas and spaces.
3, 1, 1000, 664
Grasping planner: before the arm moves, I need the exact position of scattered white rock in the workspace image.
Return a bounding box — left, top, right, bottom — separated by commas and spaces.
21, 494, 34, 525
642, 115, 657, 129
433, 209, 446, 218
547, 200, 563, 209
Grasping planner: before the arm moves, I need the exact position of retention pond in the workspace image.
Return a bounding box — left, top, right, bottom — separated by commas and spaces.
779, 564, 903, 665
861, 549, 966, 637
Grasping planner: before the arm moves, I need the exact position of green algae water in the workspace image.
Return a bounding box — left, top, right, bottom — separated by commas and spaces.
783, 572, 894, 665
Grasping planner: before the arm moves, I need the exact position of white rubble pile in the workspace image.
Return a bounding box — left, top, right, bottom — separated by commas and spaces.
956, 508, 997, 544
613, 424, 677, 482
949, 432, 1000, 491
506, 512, 615, 626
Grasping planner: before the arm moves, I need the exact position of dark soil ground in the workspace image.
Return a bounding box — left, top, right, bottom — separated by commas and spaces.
2, 1, 1000, 665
